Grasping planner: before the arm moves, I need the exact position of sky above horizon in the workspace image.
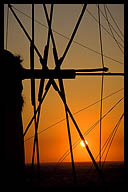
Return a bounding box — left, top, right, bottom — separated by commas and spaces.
4, 4, 124, 164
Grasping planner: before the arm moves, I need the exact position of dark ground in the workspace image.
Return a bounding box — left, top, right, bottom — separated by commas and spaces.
23, 162, 127, 191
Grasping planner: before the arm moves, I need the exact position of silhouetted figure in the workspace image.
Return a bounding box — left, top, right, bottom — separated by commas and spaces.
2, 50, 25, 189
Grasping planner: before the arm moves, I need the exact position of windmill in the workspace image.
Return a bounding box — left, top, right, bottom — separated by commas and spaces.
1, 3, 126, 186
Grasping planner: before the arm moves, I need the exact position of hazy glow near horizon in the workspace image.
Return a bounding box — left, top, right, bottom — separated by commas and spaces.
4, 4, 124, 164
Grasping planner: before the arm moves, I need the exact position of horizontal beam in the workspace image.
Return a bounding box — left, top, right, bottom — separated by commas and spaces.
21, 69, 124, 80
21, 67, 108, 79
76, 72, 124, 76
74, 67, 108, 72
22, 69, 76, 79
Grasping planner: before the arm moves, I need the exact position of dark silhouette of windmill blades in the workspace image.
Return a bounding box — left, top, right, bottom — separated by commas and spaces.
1, 3, 126, 186
8, 3, 125, 183
21, 3, 103, 181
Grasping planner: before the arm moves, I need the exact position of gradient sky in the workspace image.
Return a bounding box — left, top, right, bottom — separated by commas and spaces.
4, 4, 124, 164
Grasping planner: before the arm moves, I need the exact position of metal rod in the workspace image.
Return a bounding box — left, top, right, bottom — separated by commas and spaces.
30, 31, 35, 106
22, 67, 107, 80
61, 4, 87, 65
43, 4, 56, 51
83, 140, 103, 178
75, 67, 108, 72
22, 69, 76, 79
75, 72, 124, 76
38, 4, 54, 101
21, 69, 124, 79
59, 78, 77, 183
99, 74, 104, 168
31, 4, 40, 180
98, 4, 105, 168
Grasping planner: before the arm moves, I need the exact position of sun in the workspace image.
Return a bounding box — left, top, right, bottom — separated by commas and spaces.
80, 140, 88, 148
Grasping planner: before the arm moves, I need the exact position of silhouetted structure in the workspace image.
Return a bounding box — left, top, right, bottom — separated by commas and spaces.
2, 50, 25, 188
1, 4, 125, 189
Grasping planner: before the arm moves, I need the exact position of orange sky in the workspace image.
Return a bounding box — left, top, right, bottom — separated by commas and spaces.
4, 4, 124, 164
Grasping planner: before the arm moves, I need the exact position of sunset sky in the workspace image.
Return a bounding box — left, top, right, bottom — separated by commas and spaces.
4, 4, 124, 164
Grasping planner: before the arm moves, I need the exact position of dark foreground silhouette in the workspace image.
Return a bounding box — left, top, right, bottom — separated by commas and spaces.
2, 50, 126, 191
2, 50, 25, 189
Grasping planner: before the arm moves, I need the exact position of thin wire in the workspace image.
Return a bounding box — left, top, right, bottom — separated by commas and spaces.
102, 113, 124, 168
12, 4, 123, 45
6, 5, 9, 49
105, 4, 124, 38
95, 4, 124, 44
55, 97, 124, 167
104, 4, 124, 54
81, 3, 124, 44
99, 75, 104, 167
11, 5, 123, 65
24, 88, 123, 142
95, 113, 124, 162
98, 4, 105, 167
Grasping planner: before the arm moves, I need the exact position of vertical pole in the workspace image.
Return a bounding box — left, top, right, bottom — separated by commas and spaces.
31, 3, 40, 181
59, 79, 77, 183
98, 4, 105, 168
31, 3, 36, 169
0, 3, 4, 50
124, 4, 128, 178
31, 3, 35, 106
